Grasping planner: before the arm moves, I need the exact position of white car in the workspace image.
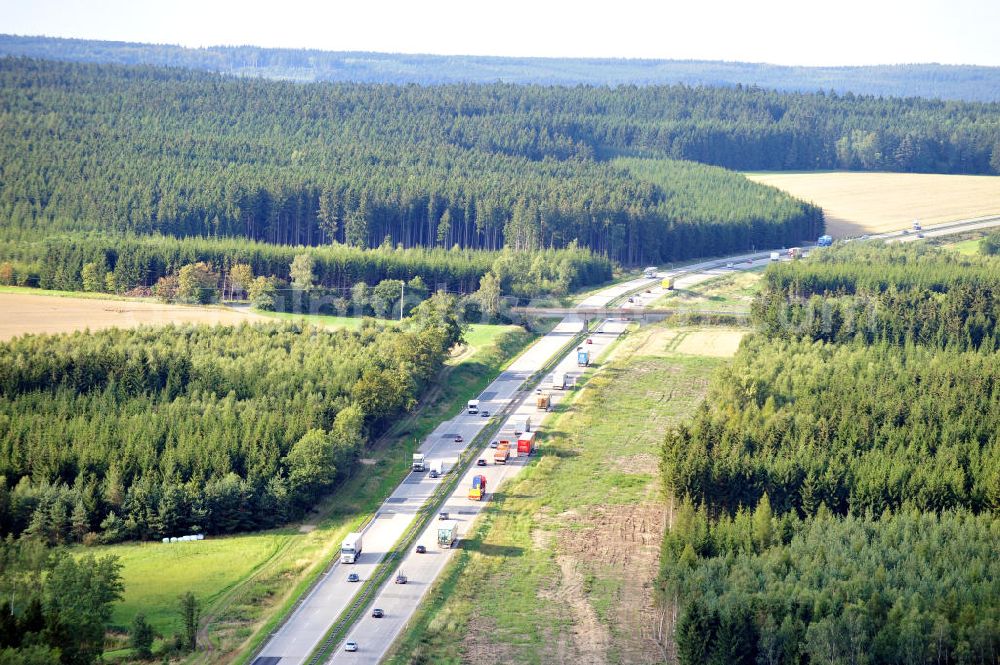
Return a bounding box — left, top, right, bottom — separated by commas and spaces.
345, 641, 358, 652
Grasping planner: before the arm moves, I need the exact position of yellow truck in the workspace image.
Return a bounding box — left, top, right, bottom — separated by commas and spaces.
494, 442, 510, 464
662, 277, 674, 290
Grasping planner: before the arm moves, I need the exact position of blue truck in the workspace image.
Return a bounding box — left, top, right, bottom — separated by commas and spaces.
577, 347, 590, 367
817, 234, 833, 247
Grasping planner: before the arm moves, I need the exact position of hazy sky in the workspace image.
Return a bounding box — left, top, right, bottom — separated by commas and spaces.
3, 0, 999, 67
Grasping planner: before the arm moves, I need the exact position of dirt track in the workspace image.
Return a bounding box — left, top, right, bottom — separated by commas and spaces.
0, 292, 266, 341
747, 172, 1000, 237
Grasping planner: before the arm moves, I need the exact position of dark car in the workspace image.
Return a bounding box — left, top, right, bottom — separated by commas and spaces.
481, 410, 490, 417
395, 573, 407, 584
586, 338, 593, 344
477, 458, 487, 466
347, 573, 360, 583
371, 608, 384, 618
438, 511, 449, 520
416, 544, 427, 554
454, 434, 463, 443
627, 296, 635, 303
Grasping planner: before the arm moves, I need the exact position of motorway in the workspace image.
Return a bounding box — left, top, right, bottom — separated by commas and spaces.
252, 274, 657, 665
326, 261, 766, 664
253, 213, 1000, 665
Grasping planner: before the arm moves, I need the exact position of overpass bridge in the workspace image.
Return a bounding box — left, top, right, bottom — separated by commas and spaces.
509, 306, 750, 321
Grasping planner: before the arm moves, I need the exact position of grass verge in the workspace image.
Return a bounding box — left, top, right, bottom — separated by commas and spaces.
385, 323, 729, 665
651, 268, 762, 310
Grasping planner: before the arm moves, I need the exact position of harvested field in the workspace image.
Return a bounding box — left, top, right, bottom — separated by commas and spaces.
746, 172, 1000, 238
631, 326, 746, 359
0, 291, 266, 340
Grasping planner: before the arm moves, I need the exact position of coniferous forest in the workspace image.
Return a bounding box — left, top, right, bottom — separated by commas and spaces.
0, 295, 463, 544
752, 243, 1000, 350
0, 58, 839, 268
661, 243, 1000, 664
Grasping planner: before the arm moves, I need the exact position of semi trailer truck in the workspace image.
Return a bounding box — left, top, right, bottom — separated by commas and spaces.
438, 520, 458, 548
341, 532, 363, 563
469, 475, 487, 500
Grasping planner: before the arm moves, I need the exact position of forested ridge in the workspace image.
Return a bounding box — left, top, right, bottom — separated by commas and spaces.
0, 58, 837, 265
0, 296, 462, 543
3, 34, 1000, 102
661, 243, 1000, 664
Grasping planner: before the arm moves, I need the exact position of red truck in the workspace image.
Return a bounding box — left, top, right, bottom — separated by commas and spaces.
517, 431, 537, 455
469, 474, 487, 500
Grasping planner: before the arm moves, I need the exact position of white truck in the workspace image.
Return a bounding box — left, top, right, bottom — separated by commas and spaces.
513, 416, 531, 435
551, 372, 566, 390
467, 399, 480, 414
437, 520, 459, 548
341, 532, 363, 563
429, 459, 443, 478
643, 266, 658, 278
412, 453, 426, 472
770, 251, 780, 261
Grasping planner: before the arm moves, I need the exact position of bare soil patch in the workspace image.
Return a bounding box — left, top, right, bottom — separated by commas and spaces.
463, 616, 522, 665
553, 503, 668, 664
746, 172, 1000, 238
0, 292, 266, 341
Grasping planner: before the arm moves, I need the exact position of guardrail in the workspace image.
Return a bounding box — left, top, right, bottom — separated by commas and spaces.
300, 325, 591, 664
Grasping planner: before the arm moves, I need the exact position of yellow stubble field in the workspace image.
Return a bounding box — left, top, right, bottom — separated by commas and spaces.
0, 291, 267, 341
746, 172, 1000, 237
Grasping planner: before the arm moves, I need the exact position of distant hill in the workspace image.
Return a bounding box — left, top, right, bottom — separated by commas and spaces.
2, 33, 999, 102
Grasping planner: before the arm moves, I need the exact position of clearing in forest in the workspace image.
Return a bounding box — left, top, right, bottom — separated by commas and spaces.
746, 171, 1000, 237
386, 323, 733, 665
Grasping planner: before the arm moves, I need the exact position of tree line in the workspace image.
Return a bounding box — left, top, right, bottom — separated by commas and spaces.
0, 233, 614, 305
662, 337, 1000, 517
0, 298, 463, 544
751, 243, 1000, 350
5, 35, 1000, 102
